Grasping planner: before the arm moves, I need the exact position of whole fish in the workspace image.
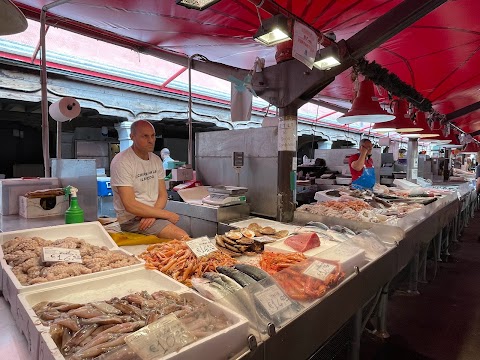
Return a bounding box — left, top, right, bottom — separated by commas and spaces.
203, 272, 242, 294
191, 277, 231, 302
233, 264, 268, 281
216, 266, 257, 287
330, 225, 356, 237
306, 221, 329, 231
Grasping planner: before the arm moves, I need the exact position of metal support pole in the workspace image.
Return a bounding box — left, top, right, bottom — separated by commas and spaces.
406, 138, 419, 183
187, 55, 194, 166
350, 310, 362, 360
444, 223, 451, 256
408, 252, 420, 295
418, 242, 429, 283
277, 105, 297, 222
374, 283, 390, 339
56, 121, 62, 159
40, 0, 73, 177
436, 229, 443, 261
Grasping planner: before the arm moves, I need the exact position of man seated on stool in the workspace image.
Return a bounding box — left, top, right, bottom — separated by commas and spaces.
110, 120, 189, 240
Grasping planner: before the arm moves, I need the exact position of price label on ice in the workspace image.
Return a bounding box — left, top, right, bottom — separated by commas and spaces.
186, 237, 218, 258
42, 247, 82, 263
255, 284, 292, 316
125, 313, 194, 360
303, 261, 336, 281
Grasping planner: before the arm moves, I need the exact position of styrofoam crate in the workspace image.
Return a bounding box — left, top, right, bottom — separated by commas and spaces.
264, 232, 339, 256
229, 217, 301, 235
0, 222, 143, 321
311, 243, 367, 277
19, 269, 248, 360
0, 221, 117, 258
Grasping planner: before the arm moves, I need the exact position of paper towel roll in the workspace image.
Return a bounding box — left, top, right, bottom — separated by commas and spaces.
49, 97, 81, 122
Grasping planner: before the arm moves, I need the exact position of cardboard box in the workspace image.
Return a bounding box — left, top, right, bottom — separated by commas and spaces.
171, 168, 194, 181
0, 178, 60, 215
18, 195, 68, 219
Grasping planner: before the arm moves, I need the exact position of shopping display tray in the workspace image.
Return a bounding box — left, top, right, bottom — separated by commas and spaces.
0, 221, 143, 320
17, 268, 248, 360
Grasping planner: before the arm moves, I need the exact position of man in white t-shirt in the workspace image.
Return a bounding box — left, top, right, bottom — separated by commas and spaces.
110, 120, 189, 240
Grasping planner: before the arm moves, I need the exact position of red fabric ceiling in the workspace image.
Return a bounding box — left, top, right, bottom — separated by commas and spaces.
12, 0, 480, 135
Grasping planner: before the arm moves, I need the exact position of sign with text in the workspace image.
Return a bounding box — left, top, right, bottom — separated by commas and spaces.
42, 247, 82, 263
125, 314, 194, 360
278, 116, 297, 152
255, 284, 292, 316
303, 261, 336, 282
292, 21, 318, 69
186, 237, 218, 258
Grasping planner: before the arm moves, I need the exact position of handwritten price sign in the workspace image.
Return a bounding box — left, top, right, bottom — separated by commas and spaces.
255, 284, 292, 316
303, 261, 336, 281
42, 247, 82, 263
125, 314, 194, 360
186, 237, 217, 258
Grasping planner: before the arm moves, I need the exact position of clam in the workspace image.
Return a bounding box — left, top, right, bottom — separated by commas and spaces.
260, 226, 276, 235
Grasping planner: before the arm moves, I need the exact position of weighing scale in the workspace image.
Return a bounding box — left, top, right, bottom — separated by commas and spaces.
202, 185, 248, 207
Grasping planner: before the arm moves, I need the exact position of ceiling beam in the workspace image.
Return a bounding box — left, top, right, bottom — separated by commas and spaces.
25, 102, 42, 112
447, 101, 480, 122
309, 99, 348, 114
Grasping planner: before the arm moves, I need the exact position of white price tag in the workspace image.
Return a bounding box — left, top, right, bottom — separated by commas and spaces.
42, 247, 82, 263
255, 284, 292, 316
303, 261, 336, 281
125, 314, 194, 360
186, 237, 217, 258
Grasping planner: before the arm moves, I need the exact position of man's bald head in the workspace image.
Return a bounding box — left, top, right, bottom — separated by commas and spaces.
131, 120, 154, 136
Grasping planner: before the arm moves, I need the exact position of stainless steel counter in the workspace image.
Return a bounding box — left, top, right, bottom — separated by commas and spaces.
0, 215, 65, 233
244, 188, 470, 360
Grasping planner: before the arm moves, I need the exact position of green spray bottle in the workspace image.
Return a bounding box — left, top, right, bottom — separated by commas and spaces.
64, 186, 84, 224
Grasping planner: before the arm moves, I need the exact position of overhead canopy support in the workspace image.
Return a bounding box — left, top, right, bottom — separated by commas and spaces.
447, 101, 480, 122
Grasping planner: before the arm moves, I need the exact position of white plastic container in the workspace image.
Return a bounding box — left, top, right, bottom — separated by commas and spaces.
18, 269, 248, 360
0, 222, 143, 315
264, 233, 338, 256
312, 243, 366, 276
19, 195, 68, 219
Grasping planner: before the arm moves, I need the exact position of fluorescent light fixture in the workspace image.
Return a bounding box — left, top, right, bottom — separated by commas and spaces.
313, 46, 341, 70
176, 0, 222, 11
254, 14, 291, 46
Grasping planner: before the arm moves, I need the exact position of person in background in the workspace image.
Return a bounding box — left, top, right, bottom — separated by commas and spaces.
349, 139, 376, 190
160, 148, 174, 170
110, 120, 189, 240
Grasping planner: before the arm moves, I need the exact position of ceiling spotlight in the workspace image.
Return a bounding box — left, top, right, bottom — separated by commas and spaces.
313, 46, 341, 70
176, 0, 222, 11
253, 14, 291, 47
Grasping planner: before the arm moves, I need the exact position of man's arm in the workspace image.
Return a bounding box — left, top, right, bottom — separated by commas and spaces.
116, 186, 178, 223
154, 179, 168, 209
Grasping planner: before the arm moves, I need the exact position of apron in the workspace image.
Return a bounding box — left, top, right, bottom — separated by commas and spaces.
351, 165, 376, 190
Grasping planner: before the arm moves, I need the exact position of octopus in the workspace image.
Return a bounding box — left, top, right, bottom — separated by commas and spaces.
1, 236, 140, 286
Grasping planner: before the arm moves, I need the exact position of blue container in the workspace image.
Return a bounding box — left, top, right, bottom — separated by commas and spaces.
97, 177, 112, 196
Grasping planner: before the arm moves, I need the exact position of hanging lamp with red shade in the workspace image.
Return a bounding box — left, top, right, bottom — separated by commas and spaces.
337, 79, 395, 124
404, 111, 440, 138
372, 99, 423, 133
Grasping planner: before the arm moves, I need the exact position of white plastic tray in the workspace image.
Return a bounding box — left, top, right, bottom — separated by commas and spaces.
264, 233, 338, 256
312, 243, 367, 277
0, 222, 143, 320
18, 268, 248, 360
229, 217, 302, 235
0, 221, 117, 258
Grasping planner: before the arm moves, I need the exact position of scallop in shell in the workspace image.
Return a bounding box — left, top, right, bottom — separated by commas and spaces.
260, 226, 276, 235
225, 230, 243, 240
241, 228, 256, 239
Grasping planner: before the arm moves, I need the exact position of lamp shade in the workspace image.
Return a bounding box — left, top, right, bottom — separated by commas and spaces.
253, 14, 291, 47
337, 79, 395, 124
372, 99, 422, 133
0, 0, 28, 36
404, 111, 440, 138
176, 0, 222, 10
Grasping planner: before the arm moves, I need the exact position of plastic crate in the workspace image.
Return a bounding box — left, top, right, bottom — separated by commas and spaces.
96, 176, 112, 196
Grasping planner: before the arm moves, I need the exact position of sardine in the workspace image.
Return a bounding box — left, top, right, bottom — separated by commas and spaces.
233, 264, 268, 281
330, 225, 356, 236
216, 266, 257, 287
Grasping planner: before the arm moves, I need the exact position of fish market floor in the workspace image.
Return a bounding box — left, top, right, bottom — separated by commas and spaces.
354, 211, 480, 360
